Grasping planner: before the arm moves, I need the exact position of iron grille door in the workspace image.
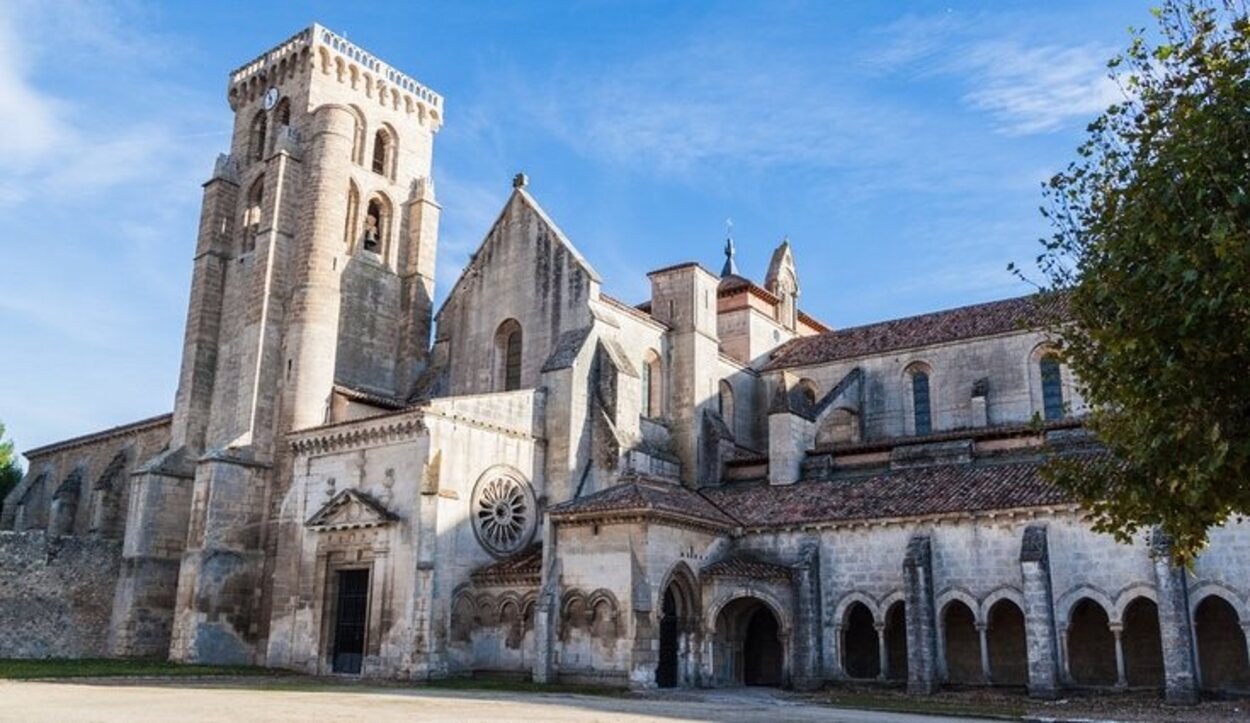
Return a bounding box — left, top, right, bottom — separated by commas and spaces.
332, 569, 370, 674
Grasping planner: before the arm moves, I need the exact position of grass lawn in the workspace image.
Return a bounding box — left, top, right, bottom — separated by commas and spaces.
0, 658, 285, 680
0, 659, 623, 699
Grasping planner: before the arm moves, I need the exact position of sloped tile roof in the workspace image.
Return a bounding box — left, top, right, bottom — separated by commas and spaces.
762, 294, 1064, 371
472, 543, 543, 584
549, 476, 737, 530
703, 554, 793, 581
702, 458, 1077, 529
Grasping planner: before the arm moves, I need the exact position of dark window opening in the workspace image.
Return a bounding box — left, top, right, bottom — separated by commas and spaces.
1040, 356, 1064, 420
504, 329, 522, 391
912, 371, 932, 435
372, 129, 391, 176
248, 111, 267, 164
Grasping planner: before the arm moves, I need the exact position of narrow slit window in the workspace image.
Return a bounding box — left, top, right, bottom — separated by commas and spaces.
912, 371, 932, 435
504, 329, 522, 391
1040, 356, 1064, 421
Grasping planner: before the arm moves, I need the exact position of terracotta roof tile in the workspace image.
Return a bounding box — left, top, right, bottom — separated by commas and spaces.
472, 543, 543, 584
549, 476, 737, 529
701, 457, 1078, 529
703, 554, 793, 580
762, 294, 1064, 371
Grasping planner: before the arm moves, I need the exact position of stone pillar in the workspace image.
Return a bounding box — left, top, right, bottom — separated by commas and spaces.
977, 622, 992, 683
533, 517, 559, 684
829, 623, 844, 680
792, 541, 822, 690
1149, 529, 1198, 704
169, 158, 238, 453
1111, 624, 1127, 689
875, 621, 889, 681
1242, 624, 1250, 673
646, 264, 721, 486
1019, 524, 1060, 698
903, 533, 938, 694
396, 177, 440, 393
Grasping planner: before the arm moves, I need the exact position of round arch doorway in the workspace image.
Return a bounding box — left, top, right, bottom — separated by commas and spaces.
715, 597, 785, 686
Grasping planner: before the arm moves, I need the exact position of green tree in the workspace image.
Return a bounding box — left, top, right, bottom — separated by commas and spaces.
0, 421, 23, 515
1020, 0, 1250, 563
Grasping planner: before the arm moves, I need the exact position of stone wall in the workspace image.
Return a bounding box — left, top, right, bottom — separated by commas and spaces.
0, 532, 122, 658
770, 329, 1086, 442
2, 415, 171, 538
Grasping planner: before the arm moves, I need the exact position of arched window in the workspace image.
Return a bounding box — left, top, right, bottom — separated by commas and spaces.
907, 365, 932, 435
361, 195, 390, 255
248, 110, 267, 164
718, 380, 735, 435
495, 320, 523, 391
789, 378, 818, 417
372, 128, 393, 176
274, 97, 291, 128
242, 175, 264, 253
1040, 355, 1064, 421
343, 183, 360, 250
348, 105, 365, 165
641, 350, 661, 418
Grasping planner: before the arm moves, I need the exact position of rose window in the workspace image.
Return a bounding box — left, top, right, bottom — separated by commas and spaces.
471, 471, 536, 556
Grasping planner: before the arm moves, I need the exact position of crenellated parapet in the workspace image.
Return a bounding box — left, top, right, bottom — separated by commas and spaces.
226, 25, 443, 132
228, 26, 313, 110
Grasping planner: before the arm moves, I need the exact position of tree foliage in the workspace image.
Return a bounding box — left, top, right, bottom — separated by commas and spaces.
0, 422, 23, 514
1023, 0, 1250, 563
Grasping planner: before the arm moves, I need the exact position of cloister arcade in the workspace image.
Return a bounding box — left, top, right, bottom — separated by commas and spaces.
827, 588, 1249, 694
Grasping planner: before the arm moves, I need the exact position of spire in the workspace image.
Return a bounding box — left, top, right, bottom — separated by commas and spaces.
721, 218, 739, 277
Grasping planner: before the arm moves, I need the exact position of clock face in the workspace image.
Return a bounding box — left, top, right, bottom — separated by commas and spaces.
263, 88, 279, 110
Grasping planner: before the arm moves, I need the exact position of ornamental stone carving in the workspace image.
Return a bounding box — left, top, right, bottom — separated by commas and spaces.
470, 466, 537, 557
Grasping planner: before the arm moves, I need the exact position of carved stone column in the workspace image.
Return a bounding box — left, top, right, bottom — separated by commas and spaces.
977, 622, 992, 683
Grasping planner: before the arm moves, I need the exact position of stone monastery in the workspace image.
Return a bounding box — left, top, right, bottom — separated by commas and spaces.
2, 25, 1248, 703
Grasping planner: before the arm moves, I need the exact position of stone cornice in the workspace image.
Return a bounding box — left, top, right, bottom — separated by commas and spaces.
740, 503, 1083, 537
422, 406, 543, 442
289, 410, 426, 455
551, 510, 735, 537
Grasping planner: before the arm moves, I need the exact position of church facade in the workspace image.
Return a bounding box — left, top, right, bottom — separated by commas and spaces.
3, 26, 1248, 702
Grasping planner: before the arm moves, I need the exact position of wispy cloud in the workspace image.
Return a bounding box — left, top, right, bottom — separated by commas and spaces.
0, 0, 222, 450
955, 41, 1120, 135
0, 8, 69, 165
862, 12, 1120, 136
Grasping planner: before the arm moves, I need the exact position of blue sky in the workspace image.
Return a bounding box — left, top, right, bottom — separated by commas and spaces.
0, 0, 1151, 454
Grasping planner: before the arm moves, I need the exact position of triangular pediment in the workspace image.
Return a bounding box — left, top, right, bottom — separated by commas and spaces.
305, 488, 398, 531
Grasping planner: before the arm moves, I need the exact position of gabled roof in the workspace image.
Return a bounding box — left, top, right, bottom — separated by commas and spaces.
549, 475, 736, 531
305, 488, 398, 531
435, 186, 601, 320
23, 413, 172, 459
762, 294, 1064, 371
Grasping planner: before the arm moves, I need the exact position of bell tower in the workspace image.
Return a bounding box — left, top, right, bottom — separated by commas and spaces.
111, 25, 445, 663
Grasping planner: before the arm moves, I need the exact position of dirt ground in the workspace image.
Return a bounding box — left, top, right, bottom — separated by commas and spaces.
0, 681, 969, 723
0, 677, 1245, 722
